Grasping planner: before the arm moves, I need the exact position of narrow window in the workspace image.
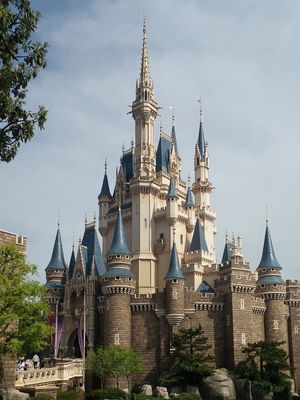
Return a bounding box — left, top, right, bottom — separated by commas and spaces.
197, 157, 199, 166
241, 333, 246, 345
172, 287, 178, 300
273, 320, 279, 330
226, 315, 230, 327
295, 325, 299, 335
144, 218, 147, 228
114, 333, 120, 345
180, 234, 183, 245
240, 299, 245, 310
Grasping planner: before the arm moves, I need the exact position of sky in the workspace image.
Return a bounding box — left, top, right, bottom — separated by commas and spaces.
1, 0, 299, 282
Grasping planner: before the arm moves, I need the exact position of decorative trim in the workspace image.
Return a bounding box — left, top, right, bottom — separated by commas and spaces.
102, 285, 136, 295
194, 302, 224, 311
252, 306, 266, 315
131, 303, 155, 312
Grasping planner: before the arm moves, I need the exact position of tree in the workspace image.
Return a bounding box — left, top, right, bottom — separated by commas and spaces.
0, 244, 51, 357
0, 0, 48, 162
236, 340, 291, 399
170, 324, 214, 385
87, 346, 144, 390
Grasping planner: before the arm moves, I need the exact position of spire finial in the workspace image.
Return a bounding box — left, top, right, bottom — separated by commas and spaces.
57, 208, 60, 229
169, 106, 175, 127
198, 98, 203, 121
225, 229, 228, 244
85, 214, 87, 227
140, 15, 151, 86
78, 236, 81, 245
172, 227, 176, 244
266, 204, 269, 225
188, 174, 191, 186
93, 210, 97, 226
72, 229, 75, 249
104, 159, 107, 174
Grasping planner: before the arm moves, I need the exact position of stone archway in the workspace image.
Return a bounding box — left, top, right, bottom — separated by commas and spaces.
67, 329, 88, 358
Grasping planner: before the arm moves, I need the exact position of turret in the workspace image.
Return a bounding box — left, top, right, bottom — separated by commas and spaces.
184, 185, 196, 233
98, 160, 112, 236
193, 107, 216, 261
102, 207, 135, 351
255, 222, 288, 345
131, 18, 158, 179
45, 224, 66, 307
165, 241, 185, 327
166, 177, 178, 226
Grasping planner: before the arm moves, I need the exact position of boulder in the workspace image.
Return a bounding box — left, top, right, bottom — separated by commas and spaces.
169, 385, 184, 397
200, 369, 236, 400
234, 378, 252, 400
141, 384, 153, 396
0, 389, 29, 400
155, 386, 169, 399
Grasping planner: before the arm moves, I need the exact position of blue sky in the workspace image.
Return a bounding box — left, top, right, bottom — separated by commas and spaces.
1, 0, 299, 281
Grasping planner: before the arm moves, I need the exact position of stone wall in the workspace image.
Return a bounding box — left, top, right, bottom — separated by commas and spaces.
0, 230, 27, 254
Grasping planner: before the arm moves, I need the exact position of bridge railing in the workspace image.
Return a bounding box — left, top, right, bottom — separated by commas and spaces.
15, 359, 83, 389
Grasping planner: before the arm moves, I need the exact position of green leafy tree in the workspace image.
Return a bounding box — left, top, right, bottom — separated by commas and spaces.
170, 324, 214, 385
0, 244, 51, 357
236, 340, 291, 399
87, 346, 144, 390
0, 0, 48, 162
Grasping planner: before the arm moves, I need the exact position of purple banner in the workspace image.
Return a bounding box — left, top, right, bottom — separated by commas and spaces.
55, 314, 64, 357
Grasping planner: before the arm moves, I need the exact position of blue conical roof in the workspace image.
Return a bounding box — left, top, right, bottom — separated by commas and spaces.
257, 224, 281, 270
221, 242, 234, 263
99, 172, 111, 197
82, 224, 106, 275
185, 186, 195, 207
190, 219, 208, 252
198, 120, 205, 160
172, 125, 179, 155
165, 242, 184, 280
46, 227, 66, 270
108, 208, 131, 256
166, 177, 178, 199
68, 247, 75, 278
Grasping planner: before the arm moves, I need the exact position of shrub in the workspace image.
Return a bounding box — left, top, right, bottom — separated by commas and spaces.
176, 394, 201, 400
87, 388, 127, 400
33, 396, 53, 400
57, 390, 79, 400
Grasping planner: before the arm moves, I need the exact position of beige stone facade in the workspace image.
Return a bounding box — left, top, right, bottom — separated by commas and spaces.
44, 21, 300, 391
0, 229, 27, 254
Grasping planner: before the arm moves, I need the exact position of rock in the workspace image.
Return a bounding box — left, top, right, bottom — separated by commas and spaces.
292, 395, 300, 399
141, 384, 153, 396
169, 385, 184, 397
251, 386, 272, 400
185, 386, 201, 396
155, 386, 169, 399
0, 389, 29, 400
200, 369, 236, 400
234, 378, 252, 400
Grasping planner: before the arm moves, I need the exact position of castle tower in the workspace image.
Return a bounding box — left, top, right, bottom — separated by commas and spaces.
255, 222, 288, 347
165, 240, 185, 328
102, 208, 136, 349
193, 108, 216, 261
131, 18, 158, 179
45, 224, 66, 309
130, 19, 160, 294
286, 280, 300, 390
215, 237, 256, 369
98, 161, 112, 240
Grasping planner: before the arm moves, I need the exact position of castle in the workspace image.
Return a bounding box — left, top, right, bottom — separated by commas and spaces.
45, 20, 300, 390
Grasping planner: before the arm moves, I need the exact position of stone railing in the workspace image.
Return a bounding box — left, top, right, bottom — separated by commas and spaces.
15, 359, 83, 389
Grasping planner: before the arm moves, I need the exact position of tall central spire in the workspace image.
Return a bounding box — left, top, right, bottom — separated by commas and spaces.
140, 17, 151, 87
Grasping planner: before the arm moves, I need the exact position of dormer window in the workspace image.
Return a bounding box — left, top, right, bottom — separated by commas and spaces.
172, 279, 178, 283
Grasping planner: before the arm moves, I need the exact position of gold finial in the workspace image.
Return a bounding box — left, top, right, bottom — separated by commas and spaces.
198, 98, 203, 121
